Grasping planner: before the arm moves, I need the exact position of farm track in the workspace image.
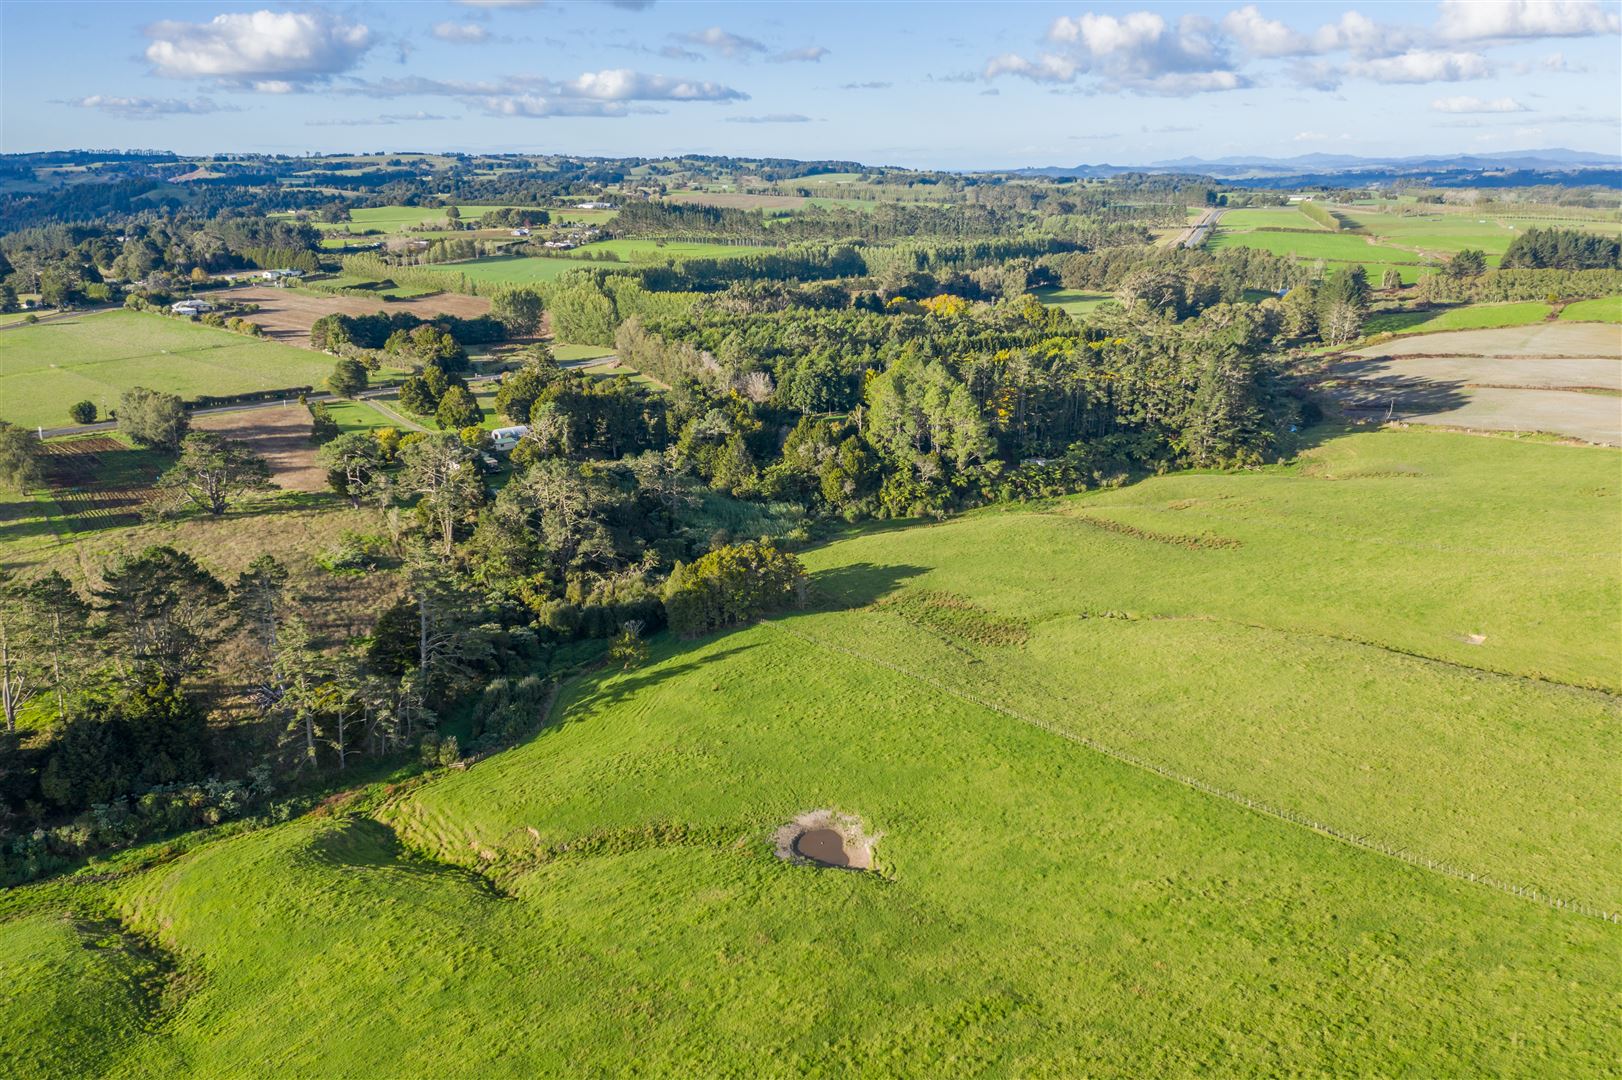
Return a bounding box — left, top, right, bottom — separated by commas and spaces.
761, 613, 1621, 924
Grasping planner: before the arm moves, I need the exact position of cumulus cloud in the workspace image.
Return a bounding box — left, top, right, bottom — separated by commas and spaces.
771, 45, 829, 63
1431, 94, 1528, 112
724, 113, 815, 123
1436, 0, 1620, 41
674, 27, 766, 58
986, 11, 1249, 94
431, 22, 490, 44
1221, 6, 1309, 57
144, 10, 372, 91
344, 67, 747, 118
62, 95, 238, 118
1344, 48, 1492, 82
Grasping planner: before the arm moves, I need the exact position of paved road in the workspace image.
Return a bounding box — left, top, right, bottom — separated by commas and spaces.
1180, 208, 1225, 249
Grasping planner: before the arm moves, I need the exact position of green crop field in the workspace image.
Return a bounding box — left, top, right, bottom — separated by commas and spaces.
4, 427, 1618, 1076
1032, 287, 1114, 316
1559, 295, 1622, 323
0, 311, 337, 429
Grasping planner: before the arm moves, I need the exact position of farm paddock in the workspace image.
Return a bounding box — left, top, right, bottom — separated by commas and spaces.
224, 286, 492, 345
193, 405, 327, 492
1327, 322, 1622, 445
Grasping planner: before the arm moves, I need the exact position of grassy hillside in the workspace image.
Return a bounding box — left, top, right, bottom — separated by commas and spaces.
3, 427, 1618, 1075
0, 310, 335, 429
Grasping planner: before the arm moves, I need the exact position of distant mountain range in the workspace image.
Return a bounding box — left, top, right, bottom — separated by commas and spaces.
1005, 148, 1622, 187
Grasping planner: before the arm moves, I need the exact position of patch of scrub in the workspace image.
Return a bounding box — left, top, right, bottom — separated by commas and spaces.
773, 809, 879, 870
874, 589, 1030, 647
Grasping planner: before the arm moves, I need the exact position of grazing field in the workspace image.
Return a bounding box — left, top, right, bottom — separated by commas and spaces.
551, 342, 616, 362
1331, 322, 1622, 445
1207, 227, 1426, 266
322, 398, 399, 434
193, 404, 324, 492
227, 285, 490, 345
577, 238, 775, 261
1213, 206, 1325, 230
416, 255, 596, 288
1032, 286, 1114, 316
0, 311, 334, 429
1364, 300, 1554, 336
5, 427, 1619, 1076
1559, 295, 1622, 322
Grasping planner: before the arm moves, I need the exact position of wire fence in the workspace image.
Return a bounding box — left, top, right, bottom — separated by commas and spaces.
762, 617, 1620, 925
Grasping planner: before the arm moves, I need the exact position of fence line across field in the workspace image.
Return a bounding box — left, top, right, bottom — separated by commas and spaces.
762, 617, 1619, 926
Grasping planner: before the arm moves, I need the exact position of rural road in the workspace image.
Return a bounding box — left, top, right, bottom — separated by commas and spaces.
35, 357, 614, 439
1180, 208, 1224, 249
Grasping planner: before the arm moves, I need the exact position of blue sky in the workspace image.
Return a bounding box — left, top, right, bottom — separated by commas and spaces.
2, 1, 1618, 167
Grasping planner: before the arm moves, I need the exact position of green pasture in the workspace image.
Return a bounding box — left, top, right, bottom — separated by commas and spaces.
551, 343, 616, 362
1208, 227, 1428, 266
576, 238, 775, 262
0, 311, 336, 429
1364, 300, 1555, 336
322, 398, 399, 434
3, 427, 1618, 1076
1216, 206, 1324, 230
1032, 287, 1114, 316
416, 256, 591, 288
1559, 295, 1622, 323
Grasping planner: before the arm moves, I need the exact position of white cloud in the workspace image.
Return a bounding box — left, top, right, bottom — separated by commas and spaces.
771, 45, 829, 63
63, 95, 237, 118
1431, 94, 1528, 112
986, 11, 1247, 94
1345, 49, 1492, 82
1309, 11, 1412, 56
1293, 130, 1330, 141
841, 81, 892, 90
675, 27, 767, 58
432, 22, 490, 44
455, 0, 542, 7
563, 69, 744, 101
144, 10, 372, 90
348, 67, 747, 118
724, 113, 815, 123
1437, 0, 1620, 41
1221, 6, 1309, 57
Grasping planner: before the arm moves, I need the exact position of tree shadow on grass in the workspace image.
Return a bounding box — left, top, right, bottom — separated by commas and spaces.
802, 561, 929, 611
551, 642, 767, 730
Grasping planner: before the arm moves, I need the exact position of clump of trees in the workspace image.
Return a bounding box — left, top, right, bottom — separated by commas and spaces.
1501, 227, 1620, 270
663, 541, 806, 638
118, 387, 189, 449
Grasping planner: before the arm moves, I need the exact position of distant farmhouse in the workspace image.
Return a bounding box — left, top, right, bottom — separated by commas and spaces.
170, 299, 215, 316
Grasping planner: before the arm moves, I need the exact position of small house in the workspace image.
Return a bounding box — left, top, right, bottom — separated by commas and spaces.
489, 425, 529, 452
170, 299, 214, 316
510, 227, 531, 237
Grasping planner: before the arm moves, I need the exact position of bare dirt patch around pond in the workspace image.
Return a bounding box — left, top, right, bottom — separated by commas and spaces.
773, 810, 878, 870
